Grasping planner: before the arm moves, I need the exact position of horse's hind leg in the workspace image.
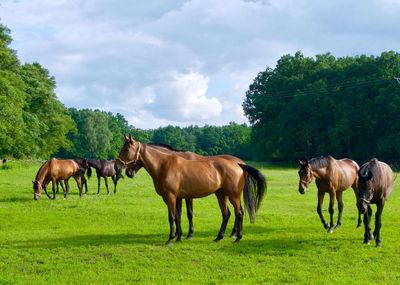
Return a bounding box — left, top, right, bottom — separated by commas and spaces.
51, 180, 56, 200
185, 198, 194, 240
335, 191, 344, 229
64, 179, 70, 198
214, 190, 231, 242
229, 195, 243, 243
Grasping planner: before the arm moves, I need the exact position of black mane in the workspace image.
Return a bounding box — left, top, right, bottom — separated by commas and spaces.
309, 155, 333, 169
147, 142, 182, 152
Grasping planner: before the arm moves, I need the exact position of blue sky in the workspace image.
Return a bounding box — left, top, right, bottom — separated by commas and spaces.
1, 0, 399, 129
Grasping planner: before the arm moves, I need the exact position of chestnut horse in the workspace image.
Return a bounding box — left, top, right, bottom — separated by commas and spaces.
298, 156, 361, 233
116, 136, 266, 244
357, 158, 394, 247
33, 158, 86, 200
123, 142, 246, 240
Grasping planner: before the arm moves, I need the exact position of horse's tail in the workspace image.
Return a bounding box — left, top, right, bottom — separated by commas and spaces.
239, 164, 267, 224
87, 166, 92, 179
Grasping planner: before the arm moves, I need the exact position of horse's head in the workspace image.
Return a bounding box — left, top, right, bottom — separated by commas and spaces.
357, 168, 374, 214
298, 159, 313, 194
115, 135, 142, 178
32, 181, 43, 200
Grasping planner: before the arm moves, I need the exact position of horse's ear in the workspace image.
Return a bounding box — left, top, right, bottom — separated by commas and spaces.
124, 135, 129, 142
298, 159, 304, 165
32, 181, 35, 184
129, 134, 134, 143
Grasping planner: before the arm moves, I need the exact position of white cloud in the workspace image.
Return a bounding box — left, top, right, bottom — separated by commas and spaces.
1, 0, 399, 128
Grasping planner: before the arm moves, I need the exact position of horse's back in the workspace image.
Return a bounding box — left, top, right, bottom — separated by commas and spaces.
48, 158, 79, 179
379, 161, 394, 198
332, 158, 359, 190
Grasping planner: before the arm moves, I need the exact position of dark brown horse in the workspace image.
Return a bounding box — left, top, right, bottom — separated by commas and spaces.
116, 136, 266, 244
33, 158, 86, 200
123, 142, 246, 240
87, 159, 122, 194
298, 156, 361, 233
357, 158, 394, 247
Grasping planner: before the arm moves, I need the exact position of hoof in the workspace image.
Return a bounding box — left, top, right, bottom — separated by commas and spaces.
328, 228, 334, 234
323, 223, 329, 230
234, 237, 241, 243
376, 243, 382, 248
186, 235, 193, 241
214, 236, 223, 242
165, 240, 174, 246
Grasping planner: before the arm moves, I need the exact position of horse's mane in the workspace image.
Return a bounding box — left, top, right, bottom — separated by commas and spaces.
147, 142, 182, 152
309, 155, 333, 169
35, 159, 49, 181
360, 158, 383, 185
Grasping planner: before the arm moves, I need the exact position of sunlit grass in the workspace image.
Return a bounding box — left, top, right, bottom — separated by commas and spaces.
0, 160, 399, 284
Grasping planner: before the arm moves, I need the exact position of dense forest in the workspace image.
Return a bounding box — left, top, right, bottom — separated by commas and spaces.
1, 22, 400, 163
244, 51, 400, 163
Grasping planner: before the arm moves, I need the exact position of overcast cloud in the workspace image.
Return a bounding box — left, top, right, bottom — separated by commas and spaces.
1, 0, 399, 129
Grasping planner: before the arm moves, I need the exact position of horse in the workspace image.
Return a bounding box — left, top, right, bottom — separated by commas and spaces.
115, 136, 266, 244
298, 156, 361, 233
87, 159, 122, 194
357, 158, 394, 247
123, 142, 246, 240
33, 158, 86, 200
56, 158, 89, 194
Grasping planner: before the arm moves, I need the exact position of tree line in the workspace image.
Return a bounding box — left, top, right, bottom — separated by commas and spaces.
243, 51, 400, 163
2, 22, 400, 164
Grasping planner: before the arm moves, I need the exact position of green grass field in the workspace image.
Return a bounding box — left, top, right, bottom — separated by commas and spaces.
0, 160, 399, 284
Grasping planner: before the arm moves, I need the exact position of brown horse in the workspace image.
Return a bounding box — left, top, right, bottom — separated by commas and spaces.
298, 156, 361, 233
123, 142, 246, 240
357, 158, 394, 247
33, 158, 86, 200
116, 136, 266, 244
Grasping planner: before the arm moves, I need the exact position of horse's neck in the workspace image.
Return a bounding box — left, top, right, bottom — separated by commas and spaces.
310, 165, 327, 180
36, 160, 50, 183
140, 145, 171, 178
89, 160, 101, 170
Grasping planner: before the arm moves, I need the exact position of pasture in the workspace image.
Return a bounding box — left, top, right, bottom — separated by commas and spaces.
0, 161, 399, 284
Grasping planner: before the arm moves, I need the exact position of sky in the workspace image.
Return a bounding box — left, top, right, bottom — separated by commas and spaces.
1, 0, 399, 129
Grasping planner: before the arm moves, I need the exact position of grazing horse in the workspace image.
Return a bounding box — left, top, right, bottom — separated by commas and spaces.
33, 158, 86, 200
357, 158, 394, 247
298, 156, 361, 233
87, 159, 122, 194
56, 158, 89, 194
116, 136, 266, 244
123, 142, 246, 240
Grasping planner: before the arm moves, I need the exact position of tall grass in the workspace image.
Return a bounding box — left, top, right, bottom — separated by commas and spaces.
0, 161, 399, 284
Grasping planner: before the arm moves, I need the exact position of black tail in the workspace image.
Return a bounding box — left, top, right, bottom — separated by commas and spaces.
239, 164, 267, 224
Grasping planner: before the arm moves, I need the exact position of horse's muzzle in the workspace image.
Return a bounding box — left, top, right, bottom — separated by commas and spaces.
298, 187, 306, 195
34, 193, 41, 200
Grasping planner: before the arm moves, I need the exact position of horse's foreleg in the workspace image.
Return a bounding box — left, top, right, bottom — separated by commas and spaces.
104, 177, 110, 194
335, 191, 344, 229
112, 175, 117, 194
185, 198, 194, 240
374, 201, 385, 248
363, 205, 373, 244
215, 190, 230, 242
175, 198, 183, 241
351, 186, 362, 228
327, 192, 335, 233
82, 176, 88, 194
97, 175, 101, 194
317, 191, 328, 230
163, 193, 177, 245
